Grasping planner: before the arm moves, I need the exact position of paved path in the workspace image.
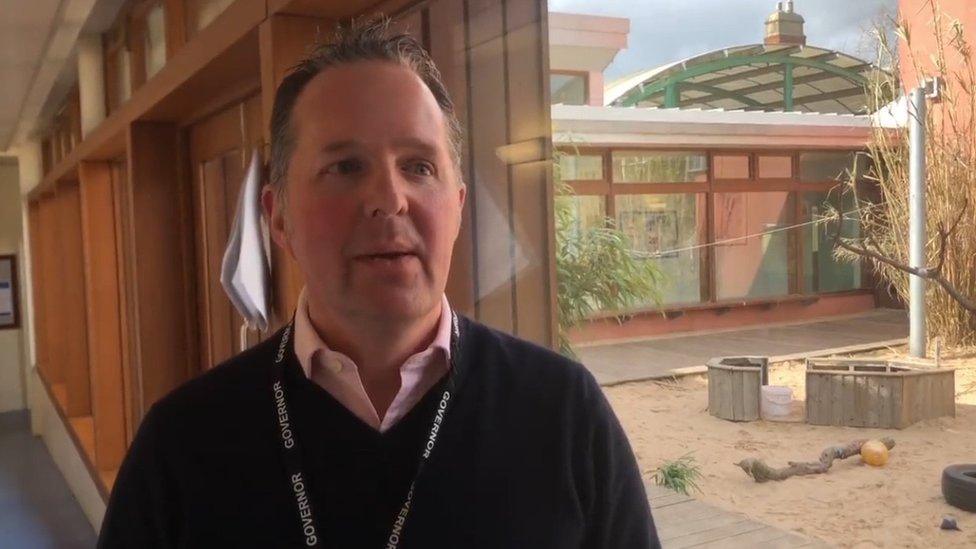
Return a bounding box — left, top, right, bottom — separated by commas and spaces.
647, 482, 833, 548
579, 309, 908, 385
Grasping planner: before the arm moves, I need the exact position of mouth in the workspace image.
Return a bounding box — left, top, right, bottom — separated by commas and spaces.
353, 250, 421, 265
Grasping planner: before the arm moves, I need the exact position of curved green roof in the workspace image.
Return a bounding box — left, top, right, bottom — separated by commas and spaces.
605, 44, 890, 115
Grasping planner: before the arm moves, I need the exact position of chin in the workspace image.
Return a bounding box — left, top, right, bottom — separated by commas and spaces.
354, 289, 436, 320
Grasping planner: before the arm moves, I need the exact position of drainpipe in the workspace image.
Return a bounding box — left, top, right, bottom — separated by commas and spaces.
908, 85, 927, 358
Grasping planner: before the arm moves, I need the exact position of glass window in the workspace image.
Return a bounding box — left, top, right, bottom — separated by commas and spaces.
801, 192, 862, 293
612, 151, 708, 183
550, 73, 587, 105
799, 151, 866, 182
557, 153, 603, 180
758, 155, 792, 178
145, 3, 167, 79
714, 192, 793, 300
713, 155, 750, 179
557, 195, 606, 236
186, 0, 235, 38
615, 193, 705, 306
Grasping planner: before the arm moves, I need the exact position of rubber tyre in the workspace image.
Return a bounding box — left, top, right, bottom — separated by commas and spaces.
942, 464, 976, 513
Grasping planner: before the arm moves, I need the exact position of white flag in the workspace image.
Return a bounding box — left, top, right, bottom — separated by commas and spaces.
221, 148, 271, 334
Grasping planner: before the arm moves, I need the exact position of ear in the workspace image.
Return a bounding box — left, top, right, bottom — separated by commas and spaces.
454, 182, 467, 234
456, 181, 467, 211
261, 184, 294, 259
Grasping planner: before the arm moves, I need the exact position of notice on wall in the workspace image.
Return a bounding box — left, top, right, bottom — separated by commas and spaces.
0, 255, 17, 328
0, 281, 14, 325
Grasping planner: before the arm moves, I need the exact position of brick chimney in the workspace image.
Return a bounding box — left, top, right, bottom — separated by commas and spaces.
764, 1, 806, 46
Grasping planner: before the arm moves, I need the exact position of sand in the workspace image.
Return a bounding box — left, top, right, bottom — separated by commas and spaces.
605, 347, 976, 548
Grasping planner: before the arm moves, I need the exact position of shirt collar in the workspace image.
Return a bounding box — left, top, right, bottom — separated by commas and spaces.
292, 288, 453, 379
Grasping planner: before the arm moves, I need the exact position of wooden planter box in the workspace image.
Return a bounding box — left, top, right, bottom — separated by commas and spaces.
707, 356, 768, 422
805, 359, 955, 429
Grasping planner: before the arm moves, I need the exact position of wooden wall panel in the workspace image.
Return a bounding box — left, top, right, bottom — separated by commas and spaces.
467, 0, 516, 334
111, 161, 138, 444
79, 161, 127, 473
164, 0, 188, 58
504, 0, 555, 346
38, 195, 65, 385
429, 0, 476, 316
126, 122, 195, 420
188, 96, 266, 368
258, 14, 331, 328
56, 182, 92, 417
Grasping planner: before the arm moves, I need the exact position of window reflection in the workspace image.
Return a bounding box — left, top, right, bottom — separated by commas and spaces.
714, 192, 793, 300
550, 73, 587, 105
558, 154, 603, 180
799, 151, 867, 182
802, 192, 862, 293
613, 151, 708, 183
615, 194, 705, 306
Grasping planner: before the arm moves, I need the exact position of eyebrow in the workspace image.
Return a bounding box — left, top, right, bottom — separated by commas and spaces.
390, 137, 440, 155
318, 140, 359, 154
316, 137, 443, 158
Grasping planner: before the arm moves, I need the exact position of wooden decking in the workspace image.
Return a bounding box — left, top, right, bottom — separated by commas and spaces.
581, 309, 909, 386
648, 482, 833, 548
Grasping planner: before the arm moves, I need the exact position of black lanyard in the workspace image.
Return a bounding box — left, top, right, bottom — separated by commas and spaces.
270, 312, 462, 548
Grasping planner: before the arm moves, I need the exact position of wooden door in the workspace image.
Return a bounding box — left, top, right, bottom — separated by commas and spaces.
188, 94, 263, 371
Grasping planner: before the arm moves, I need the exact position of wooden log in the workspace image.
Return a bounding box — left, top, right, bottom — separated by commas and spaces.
735, 437, 896, 483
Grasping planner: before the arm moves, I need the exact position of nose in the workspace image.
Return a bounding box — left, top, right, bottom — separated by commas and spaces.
362, 161, 408, 218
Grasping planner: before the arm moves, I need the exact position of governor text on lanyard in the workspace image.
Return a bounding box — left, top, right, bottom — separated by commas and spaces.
271, 314, 461, 548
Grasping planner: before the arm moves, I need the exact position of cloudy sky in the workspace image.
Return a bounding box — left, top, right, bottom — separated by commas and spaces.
548, 0, 898, 81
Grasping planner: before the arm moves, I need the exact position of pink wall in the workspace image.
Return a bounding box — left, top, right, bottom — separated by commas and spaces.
899, 0, 976, 90
570, 292, 877, 344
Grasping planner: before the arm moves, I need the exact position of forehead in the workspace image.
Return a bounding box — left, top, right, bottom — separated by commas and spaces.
290, 60, 449, 148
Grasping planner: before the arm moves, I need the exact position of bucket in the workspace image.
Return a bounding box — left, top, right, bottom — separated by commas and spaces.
760, 385, 793, 421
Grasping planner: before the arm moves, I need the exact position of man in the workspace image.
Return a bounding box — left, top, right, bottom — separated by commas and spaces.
99, 19, 659, 548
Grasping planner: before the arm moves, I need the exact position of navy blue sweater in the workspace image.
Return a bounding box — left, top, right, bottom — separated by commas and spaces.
98, 315, 660, 548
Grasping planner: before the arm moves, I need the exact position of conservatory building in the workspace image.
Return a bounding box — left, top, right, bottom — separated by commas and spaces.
549, 5, 896, 343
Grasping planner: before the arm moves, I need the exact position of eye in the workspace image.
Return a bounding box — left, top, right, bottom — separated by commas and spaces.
324, 158, 364, 176
404, 161, 435, 177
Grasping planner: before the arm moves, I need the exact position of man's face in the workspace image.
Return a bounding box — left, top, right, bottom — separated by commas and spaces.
265, 60, 466, 323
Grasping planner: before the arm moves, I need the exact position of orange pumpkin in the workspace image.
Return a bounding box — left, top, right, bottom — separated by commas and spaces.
860, 439, 889, 467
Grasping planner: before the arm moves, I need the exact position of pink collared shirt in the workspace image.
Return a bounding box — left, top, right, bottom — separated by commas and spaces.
293, 288, 453, 433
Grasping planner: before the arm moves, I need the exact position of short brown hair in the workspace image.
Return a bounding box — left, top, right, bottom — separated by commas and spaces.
268, 18, 464, 197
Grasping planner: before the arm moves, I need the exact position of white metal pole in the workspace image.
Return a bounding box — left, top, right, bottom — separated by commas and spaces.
909, 86, 927, 358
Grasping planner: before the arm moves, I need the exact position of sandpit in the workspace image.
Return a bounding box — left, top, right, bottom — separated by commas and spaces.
606, 347, 976, 548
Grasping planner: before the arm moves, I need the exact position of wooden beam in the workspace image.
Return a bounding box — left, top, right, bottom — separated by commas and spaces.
125, 122, 195, 421
467, 0, 516, 333
79, 161, 127, 473
270, 0, 423, 19
56, 181, 92, 417
110, 161, 138, 444
505, 0, 556, 347
429, 0, 475, 316
37, 195, 63, 383
29, 0, 266, 200
164, 0, 187, 58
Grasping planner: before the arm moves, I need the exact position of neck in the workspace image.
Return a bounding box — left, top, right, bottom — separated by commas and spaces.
305, 296, 444, 414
